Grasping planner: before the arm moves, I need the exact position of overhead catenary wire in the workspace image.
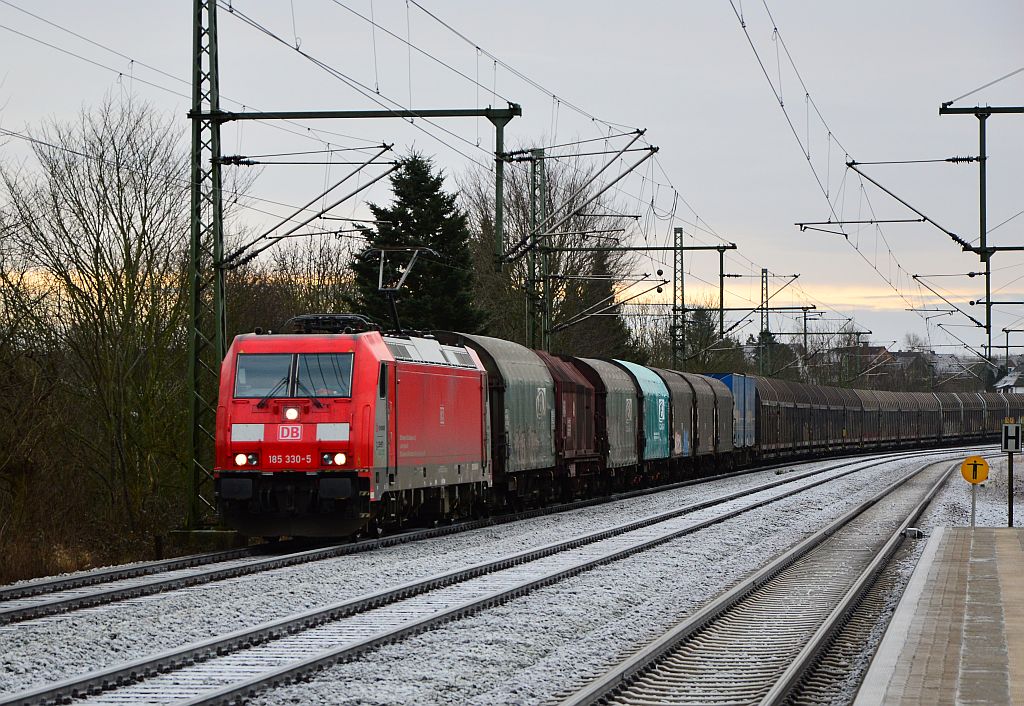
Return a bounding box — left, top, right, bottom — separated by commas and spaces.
1, 0, 755, 338
0, 125, 394, 238
3, 0, 893, 343
535, 143, 840, 330
944, 66, 1024, 106
219, 2, 496, 169
408, 0, 639, 133
0, 0, 386, 150
327, 0, 516, 108
725, 0, 999, 356
239, 146, 386, 159
486, 89, 834, 334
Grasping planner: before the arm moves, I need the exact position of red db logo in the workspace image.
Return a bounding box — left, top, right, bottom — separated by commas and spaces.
278, 424, 302, 441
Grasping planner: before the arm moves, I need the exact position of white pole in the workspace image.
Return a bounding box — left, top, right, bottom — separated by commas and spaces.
971, 483, 977, 528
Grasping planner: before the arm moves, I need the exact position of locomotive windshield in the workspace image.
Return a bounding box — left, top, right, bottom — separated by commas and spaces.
234, 354, 292, 399
234, 352, 353, 399
295, 353, 353, 397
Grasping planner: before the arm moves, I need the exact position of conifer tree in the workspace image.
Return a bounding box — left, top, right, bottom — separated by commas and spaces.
557, 251, 637, 358
351, 153, 483, 333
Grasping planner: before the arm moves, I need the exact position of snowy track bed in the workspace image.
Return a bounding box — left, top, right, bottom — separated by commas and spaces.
237, 450, 969, 706
0, 547, 302, 625
0, 448, 970, 700
0, 453, 901, 695
560, 459, 953, 706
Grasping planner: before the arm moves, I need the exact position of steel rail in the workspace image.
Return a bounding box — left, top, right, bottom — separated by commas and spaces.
760, 461, 961, 703
0, 545, 272, 603
0, 444, 988, 627
0, 448, 975, 706
0, 446, 950, 625
554, 456, 963, 706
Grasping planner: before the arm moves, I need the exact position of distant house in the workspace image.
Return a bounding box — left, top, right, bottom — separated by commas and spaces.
833, 343, 896, 367
925, 352, 976, 377
995, 371, 1024, 394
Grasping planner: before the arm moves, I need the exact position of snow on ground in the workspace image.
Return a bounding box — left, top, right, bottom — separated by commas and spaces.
820, 450, 1024, 706
0, 449, 988, 701
920, 452, 1023, 529
246, 451, 969, 706
0, 452, 908, 695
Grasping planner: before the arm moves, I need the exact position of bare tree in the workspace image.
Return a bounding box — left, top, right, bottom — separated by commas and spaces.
0, 98, 190, 574
459, 153, 638, 357
629, 298, 749, 373
227, 233, 360, 335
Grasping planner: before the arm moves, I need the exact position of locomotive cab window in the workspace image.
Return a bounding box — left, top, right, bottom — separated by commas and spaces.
234, 354, 293, 398
295, 353, 354, 398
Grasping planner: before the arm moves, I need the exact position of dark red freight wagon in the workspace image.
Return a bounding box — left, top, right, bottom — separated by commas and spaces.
536, 351, 600, 478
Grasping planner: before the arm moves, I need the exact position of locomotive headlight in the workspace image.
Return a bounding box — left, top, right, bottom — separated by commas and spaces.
247, 453, 259, 465
333, 452, 346, 466
284, 407, 299, 421
234, 453, 248, 466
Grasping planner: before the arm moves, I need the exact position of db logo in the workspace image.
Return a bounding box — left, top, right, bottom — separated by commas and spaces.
278, 424, 302, 441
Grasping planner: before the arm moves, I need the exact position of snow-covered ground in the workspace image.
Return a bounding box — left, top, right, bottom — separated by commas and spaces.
920, 452, 1022, 529
0, 448, 994, 703
818, 450, 1024, 706
242, 450, 977, 706
0, 452, 887, 695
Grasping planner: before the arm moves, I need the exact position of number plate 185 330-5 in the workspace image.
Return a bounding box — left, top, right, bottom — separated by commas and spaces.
266, 453, 314, 467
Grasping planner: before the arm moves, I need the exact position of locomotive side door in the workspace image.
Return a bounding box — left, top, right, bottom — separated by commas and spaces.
374, 361, 394, 480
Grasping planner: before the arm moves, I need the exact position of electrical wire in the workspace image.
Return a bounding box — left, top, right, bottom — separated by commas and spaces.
945, 66, 1024, 106
407, 0, 639, 133
0, 0, 385, 150
220, 2, 494, 168
0, 125, 394, 231
327, 0, 516, 106
725, 0, 994, 354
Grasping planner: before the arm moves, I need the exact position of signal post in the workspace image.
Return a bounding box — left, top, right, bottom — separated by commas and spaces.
1002, 420, 1020, 527
960, 456, 989, 528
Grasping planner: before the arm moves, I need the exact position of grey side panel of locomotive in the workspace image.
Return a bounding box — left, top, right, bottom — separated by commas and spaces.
374, 363, 389, 472
577, 358, 640, 468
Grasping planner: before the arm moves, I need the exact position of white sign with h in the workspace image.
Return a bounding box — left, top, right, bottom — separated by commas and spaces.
1002, 423, 1022, 453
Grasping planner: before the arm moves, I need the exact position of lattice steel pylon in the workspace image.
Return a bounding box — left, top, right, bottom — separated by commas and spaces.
187, 0, 225, 528
760, 268, 769, 336
672, 226, 685, 368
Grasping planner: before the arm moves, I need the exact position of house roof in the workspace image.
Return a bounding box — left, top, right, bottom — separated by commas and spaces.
995, 371, 1024, 389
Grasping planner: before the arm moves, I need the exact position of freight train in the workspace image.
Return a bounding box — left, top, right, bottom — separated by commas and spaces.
214, 314, 1024, 537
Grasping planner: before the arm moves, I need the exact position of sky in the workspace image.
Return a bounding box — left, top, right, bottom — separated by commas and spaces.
0, 1, 1022, 356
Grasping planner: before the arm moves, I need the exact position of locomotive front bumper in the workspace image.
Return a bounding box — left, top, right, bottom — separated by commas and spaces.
216, 470, 370, 537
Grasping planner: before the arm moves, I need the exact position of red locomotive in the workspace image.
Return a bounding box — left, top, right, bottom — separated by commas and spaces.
216, 313, 1024, 539
215, 315, 490, 537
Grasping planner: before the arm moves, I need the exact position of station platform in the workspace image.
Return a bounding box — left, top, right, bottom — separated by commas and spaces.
855, 527, 1024, 705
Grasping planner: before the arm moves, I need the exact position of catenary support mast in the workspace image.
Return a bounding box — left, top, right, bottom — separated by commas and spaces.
939, 103, 1024, 360
187, 0, 225, 528
187, 0, 520, 525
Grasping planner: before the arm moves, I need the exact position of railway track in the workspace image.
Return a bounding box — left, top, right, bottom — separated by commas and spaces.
0, 448, 972, 706
0, 544, 302, 625
0, 447, 959, 626
553, 456, 963, 706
